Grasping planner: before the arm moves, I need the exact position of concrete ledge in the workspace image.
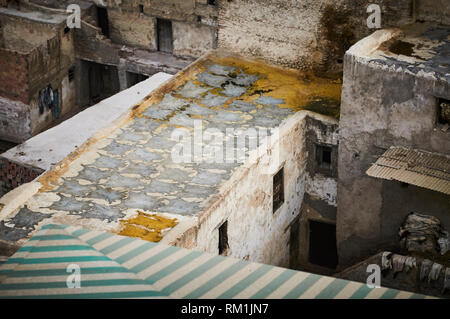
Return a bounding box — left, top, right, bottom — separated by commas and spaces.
1, 72, 173, 172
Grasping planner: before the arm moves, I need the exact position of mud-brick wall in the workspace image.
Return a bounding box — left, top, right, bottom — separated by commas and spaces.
0, 49, 29, 104
0, 158, 44, 197
218, 0, 414, 77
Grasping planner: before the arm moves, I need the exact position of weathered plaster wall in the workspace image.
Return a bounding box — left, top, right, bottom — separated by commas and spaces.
0, 96, 31, 143
416, 0, 450, 25
0, 14, 55, 52
191, 112, 309, 268
172, 21, 216, 57
103, 0, 218, 58
217, 0, 414, 77
292, 116, 339, 274
0, 10, 77, 142
108, 9, 157, 50
166, 112, 339, 269
337, 29, 450, 269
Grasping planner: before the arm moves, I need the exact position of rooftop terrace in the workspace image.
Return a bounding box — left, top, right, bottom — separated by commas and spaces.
0, 51, 341, 247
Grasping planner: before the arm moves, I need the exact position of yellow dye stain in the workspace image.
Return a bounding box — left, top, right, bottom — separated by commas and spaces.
118, 211, 178, 242
209, 55, 342, 116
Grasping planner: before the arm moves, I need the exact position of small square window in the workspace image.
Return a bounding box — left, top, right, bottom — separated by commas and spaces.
438, 98, 450, 126
218, 221, 229, 255
139, 4, 144, 13
273, 167, 284, 213
207, 0, 216, 5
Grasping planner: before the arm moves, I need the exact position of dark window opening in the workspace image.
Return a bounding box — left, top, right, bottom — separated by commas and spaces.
97, 6, 110, 38
308, 220, 338, 269
85, 61, 120, 105
126, 72, 148, 88
156, 18, 173, 54
437, 98, 450, 126
68, 67, 75, 82
218, 221, 229, 255
139, 4, 144, 13
64, 26, 70, 34
316, 144, 332, 171
207, 0, 216, 5
273, 167, 284, 213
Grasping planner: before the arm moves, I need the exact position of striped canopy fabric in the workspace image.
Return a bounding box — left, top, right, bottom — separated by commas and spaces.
0, 224, 427, 299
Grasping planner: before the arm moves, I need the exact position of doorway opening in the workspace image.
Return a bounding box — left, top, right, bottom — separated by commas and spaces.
308, 220, 338, 269
126, 72, 149, 88
157, 18, 173, 54
218, 221, 229, 255
97, 6, 110, 38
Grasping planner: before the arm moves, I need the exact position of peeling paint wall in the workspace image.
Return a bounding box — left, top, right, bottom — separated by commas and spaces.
292, 116, 339, 274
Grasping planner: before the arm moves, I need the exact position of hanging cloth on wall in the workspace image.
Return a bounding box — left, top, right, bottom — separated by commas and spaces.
404, 256, 417, 273
38, 90, 44, 115
53, 90, 59, 119
381, 251, 393, 271
420, 259, 433, 281
438, 231, 450, 255
442, 268, 450, 294
44, 86, 54, 110
428, 263, 443, 283
392, 254, 407, 277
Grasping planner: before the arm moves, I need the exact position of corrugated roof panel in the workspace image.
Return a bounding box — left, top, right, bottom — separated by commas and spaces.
366, 147, 450, 195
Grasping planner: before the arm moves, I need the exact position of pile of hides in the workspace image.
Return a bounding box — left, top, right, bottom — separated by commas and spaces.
399, 213, 450, 255
382, 252, 450, 295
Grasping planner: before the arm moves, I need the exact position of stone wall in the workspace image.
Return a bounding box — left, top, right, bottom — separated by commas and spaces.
217, 0, 414, 77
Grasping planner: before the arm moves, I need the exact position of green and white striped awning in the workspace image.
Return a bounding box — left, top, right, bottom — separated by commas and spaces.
0, 224, 427, 299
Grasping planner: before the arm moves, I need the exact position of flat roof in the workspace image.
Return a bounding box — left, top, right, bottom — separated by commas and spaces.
0, 223, 427, 299
1, 72, 173, 172
0, 51, 341, 246
348, 23, 450, 83
0, 7, 68, 25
